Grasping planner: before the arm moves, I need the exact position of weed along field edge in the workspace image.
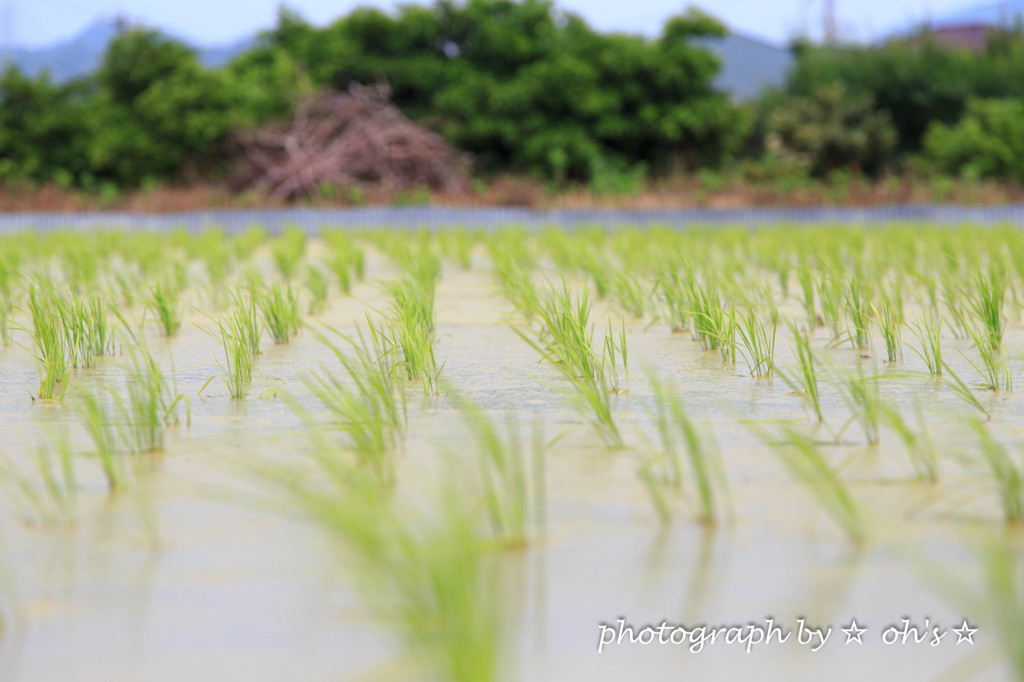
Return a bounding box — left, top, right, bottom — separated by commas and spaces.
0, 223, 1022, 681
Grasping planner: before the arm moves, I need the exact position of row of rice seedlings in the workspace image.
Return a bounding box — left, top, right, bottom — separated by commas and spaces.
655, 265, 691, 333
0, 431, 76, 526
201, 290, 262, 399
455, 394, 545, 547
516, 284, 622, 447
438, 228, 478, 270
303, 324, 406, 487
610, 270, 650, 318
258, 282, 302, 344
490, 243, 539, 318
735, 308, 776, 378
760, 426, 868, 544
640, 376, 729, 524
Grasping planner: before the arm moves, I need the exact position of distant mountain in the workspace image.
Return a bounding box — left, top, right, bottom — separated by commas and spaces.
698, 32, 793, 100
0, 21, 253, 82
0, 18, 789, 100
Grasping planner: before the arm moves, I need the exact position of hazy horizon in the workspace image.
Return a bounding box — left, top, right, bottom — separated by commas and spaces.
2, 0, 1005, 50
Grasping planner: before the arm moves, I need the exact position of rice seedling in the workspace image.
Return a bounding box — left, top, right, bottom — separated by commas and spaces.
967, 264, 1007, 350
491, 246, 539, 318
272, 226, 307, 280
386, 265, 442, 395
147, 280, 183, 337
0, 431, 76, 526
200, 298, 261, 400
258, 282, 301, 344
881, 403, 938, 483
759, 425, 868, 544
454, 393, 545, 546
515, 283, 622, 447
778, 322, 822, 421
640, 375, 730, 524
117, 347, 187, 453
303, 324, 406, 487
963, 320, 1012, 392
735, 308, 776, 378
908, 313, 942, 375
611, 270, 649, 318
795, 257, 817, 324
79, 392, 125, 491
304, 265, 329, 314
844, 272, 873, 349
841, 363, 882, 445
874, 297, 903, 363
968, 423, 1024, 523
602, 319, 629, 394
25, 285, 73, 399
942, 361, 990, 418
816, 271, 845, 341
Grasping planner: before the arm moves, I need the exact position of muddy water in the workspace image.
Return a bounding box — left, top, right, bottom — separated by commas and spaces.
1, 249, 1021, 681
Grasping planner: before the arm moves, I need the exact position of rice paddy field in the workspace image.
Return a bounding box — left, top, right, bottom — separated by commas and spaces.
0, 223, 1023, 681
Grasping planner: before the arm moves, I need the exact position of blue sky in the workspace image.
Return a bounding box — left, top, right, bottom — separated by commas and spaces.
7, 0, 989, 48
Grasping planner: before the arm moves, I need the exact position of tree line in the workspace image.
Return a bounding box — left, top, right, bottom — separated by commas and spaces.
1, 0, 1022, 194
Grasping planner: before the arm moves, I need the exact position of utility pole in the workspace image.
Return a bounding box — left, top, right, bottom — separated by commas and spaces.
823, 0, 836, 44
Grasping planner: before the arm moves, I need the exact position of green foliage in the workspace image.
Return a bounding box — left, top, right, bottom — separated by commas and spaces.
923, 98, 1024, 182
765, 82, 896, 177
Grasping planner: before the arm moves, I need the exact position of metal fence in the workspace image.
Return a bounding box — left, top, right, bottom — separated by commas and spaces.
2, 204, 1024, 233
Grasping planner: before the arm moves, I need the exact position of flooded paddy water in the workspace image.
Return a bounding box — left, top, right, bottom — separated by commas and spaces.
0, 225, 1022, 681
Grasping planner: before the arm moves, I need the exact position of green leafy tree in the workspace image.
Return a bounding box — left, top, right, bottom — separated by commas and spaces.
922, 98, 1024, 182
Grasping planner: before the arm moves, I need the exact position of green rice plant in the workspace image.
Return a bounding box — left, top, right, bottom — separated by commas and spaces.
438, 228, 476, 270
640, 375, 730, 525
611, 270, 649, 318
516, 284, 622, 447
881, 403, 937, 483
200, 293, 262, 400
324, 229, 366, 294
816, 271, 845, 341
908, 313, 942, 375
386, 264, 442, 394
874, 297, 903, 362
963, 320, 1012, 392
147, 280, 182, 337
844, 272, 873, 349
688, 280, 731, 353
735, 308, 776, 378
272, 462, 500, 682
0, 431, 76, 526
970, 423, 1024, 523
602, 319, 629, 394
304, 265, 329, 314
842, 363, 882, 445
25, 285, 73, 399
655, 264, 692, 333
454, 394, 545, 546
760, 425, 868, 544
79, 392, 125, 491
272, 226, 307, 280
259, 282, 301, 344
490, 245, 539, 317
85, 295, 116, 357
942, 361, 990, 418
117, 347, 187, 453
796, 257, 817, 324
303, 324, 406, 487
778, 322, 822, 421
967, 264, 1007, 350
